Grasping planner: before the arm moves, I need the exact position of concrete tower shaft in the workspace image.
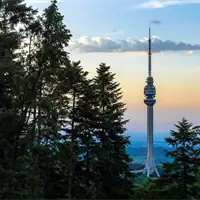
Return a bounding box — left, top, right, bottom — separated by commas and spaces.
143, 28, 160, 178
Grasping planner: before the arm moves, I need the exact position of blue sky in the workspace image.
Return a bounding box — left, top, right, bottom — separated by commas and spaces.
27, 0, 200, 43
27, 0, 200, 44
26, 0, 200, 135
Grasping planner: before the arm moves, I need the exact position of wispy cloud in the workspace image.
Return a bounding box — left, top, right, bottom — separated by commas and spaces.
68, 35, 200, 53
25, 0, 50, 4
25, 0, 65, 5
135, 0, 200, 9
104, 29, 124, 37
150, 20, 162, 25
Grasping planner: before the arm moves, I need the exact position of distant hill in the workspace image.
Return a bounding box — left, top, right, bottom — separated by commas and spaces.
127, 141, 173, 164
125, 132, 171, 142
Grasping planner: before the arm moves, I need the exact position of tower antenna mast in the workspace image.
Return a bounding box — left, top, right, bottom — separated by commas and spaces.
148, 28, 152, 77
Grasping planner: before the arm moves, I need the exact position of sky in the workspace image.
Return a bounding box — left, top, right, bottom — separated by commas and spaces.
26, 0, 200, 137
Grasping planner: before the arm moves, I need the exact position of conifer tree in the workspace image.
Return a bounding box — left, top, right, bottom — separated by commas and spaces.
0, 0, 77, 198
162, 118, 200, 199
0, 1, 138, 199
63, 61, 91, 199
69, 63, 99, 199
28, 0, 76, 198
33, 0, 72, 145
0, 0, 38, 198
192, 167, 200, 199
92, 63, 134, 199
133, 179, 161, 199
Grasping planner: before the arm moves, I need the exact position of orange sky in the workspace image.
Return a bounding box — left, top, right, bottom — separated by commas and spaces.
70, 51, 200, 133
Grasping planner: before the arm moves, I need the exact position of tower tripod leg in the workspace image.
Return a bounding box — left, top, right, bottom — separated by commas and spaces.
154, 167, 160, 177
147, 169, 150, 178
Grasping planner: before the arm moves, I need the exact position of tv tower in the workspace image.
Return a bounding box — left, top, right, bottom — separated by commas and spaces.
143, 28, 160, 178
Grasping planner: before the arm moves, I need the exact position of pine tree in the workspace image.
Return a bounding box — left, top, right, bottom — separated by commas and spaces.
92, 63, 134, 199
26, 1, 85, 199
33, 0, 72, 145
69, 63, 100, 199
162, 118, 200, 199
133, 179, 161, 199
0, 0, 38, 198
192, 167, 200, 199
0, 1, 138, 199
61, 60, 91, 199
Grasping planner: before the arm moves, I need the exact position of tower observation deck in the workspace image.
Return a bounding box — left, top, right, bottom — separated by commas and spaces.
143, 28, 160, 178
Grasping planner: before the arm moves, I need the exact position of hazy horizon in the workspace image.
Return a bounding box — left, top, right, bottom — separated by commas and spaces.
126, 131, 170, 141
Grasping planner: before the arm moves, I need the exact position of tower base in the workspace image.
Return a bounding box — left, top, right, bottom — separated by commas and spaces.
143, 165, 160, 178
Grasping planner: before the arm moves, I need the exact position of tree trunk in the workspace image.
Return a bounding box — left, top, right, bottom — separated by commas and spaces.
68, 88, 76, 199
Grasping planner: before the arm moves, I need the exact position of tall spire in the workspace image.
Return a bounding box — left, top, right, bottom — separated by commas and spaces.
143, 28, 159, 178
148, 28, 152, 77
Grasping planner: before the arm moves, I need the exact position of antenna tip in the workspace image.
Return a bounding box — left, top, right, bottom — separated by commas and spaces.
149, 28, 151, 38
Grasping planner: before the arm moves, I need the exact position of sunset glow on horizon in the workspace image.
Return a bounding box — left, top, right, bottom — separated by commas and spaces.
70, 51, 200, 133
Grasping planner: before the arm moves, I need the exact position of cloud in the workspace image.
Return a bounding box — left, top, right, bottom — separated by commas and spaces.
104, 29, 124, 37
150, 20, 162, 24
68, 35, 200, 53
152, 35, 160, 39
25, 0, 50, 4
135, 0, 200, 9
25, 0, 65, 4
186, 50, 194, 54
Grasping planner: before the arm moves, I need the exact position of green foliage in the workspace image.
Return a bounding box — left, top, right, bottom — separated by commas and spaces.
0, 0, 38, 198
134, 179, 160, 199
91, 63, 134, 199
136, 118, 200, 200
0, 1, 134, 199
3, 1, 200, 200
133, 119, 200, 200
